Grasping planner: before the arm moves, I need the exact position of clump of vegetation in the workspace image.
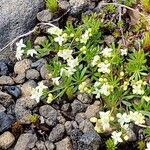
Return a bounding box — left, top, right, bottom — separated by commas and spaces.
143, 32, 150, 51
45, 0, 58, 13
15, 5, 150, 150
141, 0, 150, 13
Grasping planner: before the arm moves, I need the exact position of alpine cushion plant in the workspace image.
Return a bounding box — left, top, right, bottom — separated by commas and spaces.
15, 13, 150, 149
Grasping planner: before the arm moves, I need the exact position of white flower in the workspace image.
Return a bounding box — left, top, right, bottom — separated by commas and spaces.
132, 80, 145, 95
98, 62, 110, 74
54, 35, 65, 46
101, 47, 113, 58
111, 131, 123, 145
79, 81, 87, 93
93, 88, 101, 99
67, 57, 79, 68
27, 49, 37, 57
15, 39, 26, 60
146, 142, 150, 150
80, 46, 87, 54
47, 26, 63, 36
91, 55, 100, 66
129, 111, 145, 125
120, 49, 128, 56
15, 48, 24, 60
47, 93, 54, 104
142, 96, 150, 102
99, 111, 113, 131
60, 67, 76, 77
57, 49, 73, 60
16, 39, 26, 49
80, 29, 91, 44
31, 81, 48, 103
100, 83, 112, 96
52, 77, 60, 85
117, 113, 130, 127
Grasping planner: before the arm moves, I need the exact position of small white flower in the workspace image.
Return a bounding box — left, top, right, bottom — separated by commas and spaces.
47, 27, 63, 36
91, 55, 100, 66
101, 47, 113, 58
129, 111, 145, 125
142, 96, 150, 102
27, 49, 37, 57
54, 35, 65, 46
15, 39, 26, 60
57, 49, 73, 60
52, 77, 60, 85
93, 88, 101, 99
98, 62, 110, 74
37, 81, 48, 93
120, 49, 128, 56
67, 57, 79, 68
117, 113, 130, 127
80, 29, 91, 44
60, 67, 76, 77
47, 93, 54, 104
111, 131, 123, 145
100, 83, 113, 96
132, 80, 145, 95
146, 142, 150, 150
16, 39, 26, 49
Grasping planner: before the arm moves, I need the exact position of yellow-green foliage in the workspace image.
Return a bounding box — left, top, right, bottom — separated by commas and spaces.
143, 32, 150, 51
46, 0, 58, 13
141, 0, 150, 13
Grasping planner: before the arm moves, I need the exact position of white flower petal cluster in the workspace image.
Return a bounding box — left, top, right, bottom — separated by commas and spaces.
142, 96, 150, 102
117, 113, 130, 127
101, 47, 113, 58
52, 77, 60, 85
91, 55, 100, 66
57, 49, 73, 60
47, 26, 63, 36
111, 131, 123, 145
120, 48, 128, 56
80, 28, 92, 44
146, 142, 150, 150
31, 81, 48, 103
27, 49, 37, 57
47, 93, 54, 104
67, 57, 79, 68
60, 67, 76, 77
131, 80, 146, 95
129, 111, 145, 125
78, 80, 91, 94
98, 61, 110, 74
100, 83, 113, 96
15, 39, 26, 60
99, 111, 113, 131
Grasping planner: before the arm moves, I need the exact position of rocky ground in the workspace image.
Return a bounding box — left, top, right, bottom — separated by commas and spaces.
0, 0, 149, 150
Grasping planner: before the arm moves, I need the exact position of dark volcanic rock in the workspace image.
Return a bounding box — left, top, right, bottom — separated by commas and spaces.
0, 61, 8, 76
5, 86, 21, 99
78, 132, 101, 150
0, 112, 15, 132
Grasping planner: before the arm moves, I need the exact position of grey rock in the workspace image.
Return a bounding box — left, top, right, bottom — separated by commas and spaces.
0, 0, 44, 49
26, 69, 40, 80
15, 97, 37, 124
14, 59, 32, 75
0, 112, 15, 132
65, 121, 78, 135
39, 105, 58, 127
34, 36, 48, 45
85, 101, 100, 119
61, 103, 71, 112
31, 59, 47, 70
77, 93, 92, 104
75, 113, 86, 124
37, 9, 52, 22
59, 1, 70, 10
14, 73, 26, 84
79, 119, 95, 133
78, 132, 101, 150
0, 104, 6, 112
36, 140, 46, 150
40, 64, 49, 80
45, 141, 55, 150
0, 76, 14, 85
21, 80, 37, 97
57, 113, 66, 124
0, 91, 12, 107
0, 131, 15, 149
14, 133, 37, 150
49, 124, 65, 142
70, 129, 82, 150
71, 100, 86, 115
55, 137, 72, 150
